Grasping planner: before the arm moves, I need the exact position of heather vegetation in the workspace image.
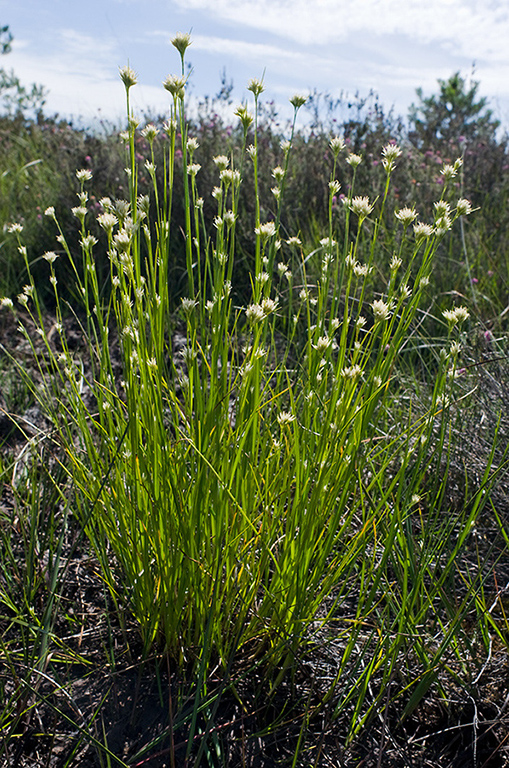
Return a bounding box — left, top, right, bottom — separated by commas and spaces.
1, 31, 509, 767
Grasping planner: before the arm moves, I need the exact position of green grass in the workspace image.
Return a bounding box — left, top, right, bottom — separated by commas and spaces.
1, 35, 509, 766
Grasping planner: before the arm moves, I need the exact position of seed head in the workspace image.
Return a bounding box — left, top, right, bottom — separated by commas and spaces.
261, 297, 278, 315
72, 206, 87, 221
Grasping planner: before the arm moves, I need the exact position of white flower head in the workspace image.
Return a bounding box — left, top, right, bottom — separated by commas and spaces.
76, 169, 93, 183
213, 155, 229, 171
289, 93, 307, 109
98, 212, 118, 234
277, 410, 296, 427
224, 210, 236, 228
330, 136, 345, 155
435, 215, 452, 236
163, 74, 186, 98
434, 200, 451, 217
381, 143, 402, 171
395, 207, 417, 227
341, 364, 362, 379
255, 221, 276, 240
413, 222, 433, 241
350, 196, 374, 219
246, 303, 265, 323
346, 153, 362, 168
171, 32, 192, 57
372, 299, 390, 322
443, 306, 470, 327
181, 297, 197, 315
313, 335, 331, 353
353, 262, 371, 278
119, 65, 137, 90
272, 166, 285, 183
456, 198, 473, 216
247, 77, 265, 97
141, 123, 159, 142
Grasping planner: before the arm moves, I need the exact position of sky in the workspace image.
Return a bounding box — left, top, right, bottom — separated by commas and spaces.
2, 0, 509, 132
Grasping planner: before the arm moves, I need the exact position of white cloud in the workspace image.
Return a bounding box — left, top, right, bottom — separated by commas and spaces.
171, 0, 509, 63
191, 33, 301, 63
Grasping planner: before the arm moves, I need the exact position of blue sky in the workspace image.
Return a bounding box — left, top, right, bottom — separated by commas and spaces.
3, 0, 509, 131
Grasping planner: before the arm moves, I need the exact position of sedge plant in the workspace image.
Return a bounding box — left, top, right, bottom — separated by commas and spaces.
2, 36, 501, 742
